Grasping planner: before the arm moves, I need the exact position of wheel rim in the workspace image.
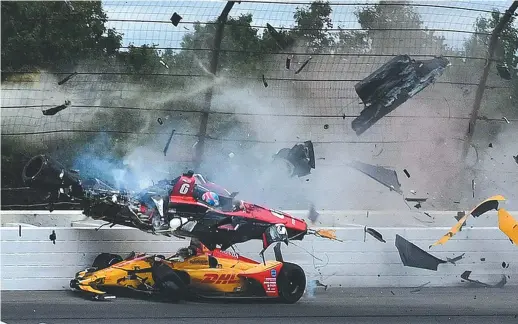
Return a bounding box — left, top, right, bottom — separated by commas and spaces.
286, 269, 305, 295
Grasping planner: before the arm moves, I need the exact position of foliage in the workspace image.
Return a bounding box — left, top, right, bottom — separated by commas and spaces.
291, 1, 335, 53
353, 0, 447, 54
464, 8, 518, 113
1, 1, 123, 78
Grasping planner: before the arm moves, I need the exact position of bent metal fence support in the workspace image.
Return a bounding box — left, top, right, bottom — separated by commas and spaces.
194, 1, 238, 170
461, 1, 518, 161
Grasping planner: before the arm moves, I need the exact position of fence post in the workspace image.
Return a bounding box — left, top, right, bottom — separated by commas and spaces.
193, 1, 237, 170
461, 1, 518, 161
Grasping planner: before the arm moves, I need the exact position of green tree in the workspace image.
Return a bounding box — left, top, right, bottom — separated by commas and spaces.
352, 1, 447, 55
1, 1, 122, 79
175, 13, 265, 75
290, 0, 335, 53
464, 9, 518, 115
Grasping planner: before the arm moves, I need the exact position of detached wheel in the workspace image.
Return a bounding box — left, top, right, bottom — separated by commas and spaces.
92, 253, 123, 270
277, 262, 306, 304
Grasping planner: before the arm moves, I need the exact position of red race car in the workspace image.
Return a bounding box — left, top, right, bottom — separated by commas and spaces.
21, 155, 336, 255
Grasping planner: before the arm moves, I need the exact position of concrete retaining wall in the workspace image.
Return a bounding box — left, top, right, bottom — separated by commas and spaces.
2, 217, 517, 290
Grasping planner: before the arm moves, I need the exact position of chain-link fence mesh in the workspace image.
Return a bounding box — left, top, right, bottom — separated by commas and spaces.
2, 0, 517, 210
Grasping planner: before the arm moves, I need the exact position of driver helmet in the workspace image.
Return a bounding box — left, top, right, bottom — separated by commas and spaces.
202, 191, 220, 207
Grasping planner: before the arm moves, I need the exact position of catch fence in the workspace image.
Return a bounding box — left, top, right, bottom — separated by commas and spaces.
1, 0, 517, 210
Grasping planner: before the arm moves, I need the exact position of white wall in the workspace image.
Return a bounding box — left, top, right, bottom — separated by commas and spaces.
2, 223, 516, 290
0, 209, 508, 228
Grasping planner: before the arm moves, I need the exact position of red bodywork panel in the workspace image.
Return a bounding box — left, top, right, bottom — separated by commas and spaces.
238, 262, 283, 297
169, 175, 198, 204
167, 176, 307, 241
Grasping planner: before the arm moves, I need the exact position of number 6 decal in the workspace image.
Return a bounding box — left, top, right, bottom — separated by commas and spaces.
179, 183, 190, 194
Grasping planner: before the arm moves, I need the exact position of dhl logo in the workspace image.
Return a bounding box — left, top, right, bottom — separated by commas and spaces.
201, 273, 240, 284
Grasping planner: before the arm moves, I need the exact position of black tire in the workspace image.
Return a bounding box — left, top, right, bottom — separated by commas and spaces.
92, 253, 123, 270
277, 262, 306, 304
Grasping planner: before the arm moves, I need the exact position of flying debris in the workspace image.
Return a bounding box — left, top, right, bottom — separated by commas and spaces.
262, 74, 268, 87
430, 195, 506, 248
42, 100, 71, 116
49, 230, 56, 244
403, 169, 411, 178
286, 55, 292, 69
295, 56, 312, 74
395, 234, 447, 271
352, 55, 450, 135
309, 228, 341, 242
513, 155, 518, 165
446, 253, 465, 265
170, 12, 183, 26
308, 204, 319, 224
349, 161, 402, 194
266, 23, 292, 50
497, 209, 518, 245
460, 270, 507, 288
163, 129, 176, 157
405, 198, 427, 203
57, 72, 78, 85
272, 140, 315, 177
160, 60, 169, 69
364, 227, 386, 243
157, 118, 163, 125
410, 281, 430, 293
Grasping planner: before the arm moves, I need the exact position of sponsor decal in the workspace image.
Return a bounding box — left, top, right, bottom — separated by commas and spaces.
201, 273, 240, 284
264, 278, 277, 292
270, 269, 277, 278
219, 250, 239, 258
189, 259, 208, 265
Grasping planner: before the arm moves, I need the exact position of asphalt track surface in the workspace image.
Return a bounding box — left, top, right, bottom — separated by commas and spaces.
2, 287, 518, 324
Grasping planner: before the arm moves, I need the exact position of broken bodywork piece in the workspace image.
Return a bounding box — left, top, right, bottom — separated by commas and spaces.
272, 140, 315, 177
364, 227, 386, 243
430, 195, 506, 248
351, 55, 449, 135
295, 56, 312, 74
349, 161, 402, 194
262, 74, 268, 87
160, 59, 169, 69
42, 100, 71, 116
266, 23, 292, 50
163, 129, 175, 157
395, 234, 446, 271
446, 253, 465, 265
286, 55, 292, 69
410, 281, 431, 293
405, 198, 427, 202
49, 230, 56, 244
57, 72, 78, 85
497, 208, 518, 245
460, 270, 507, 288
309, 228, 341, 242
170, 12, 182, 26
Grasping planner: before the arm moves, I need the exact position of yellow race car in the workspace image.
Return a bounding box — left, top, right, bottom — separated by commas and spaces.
70, 240, 306, 304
